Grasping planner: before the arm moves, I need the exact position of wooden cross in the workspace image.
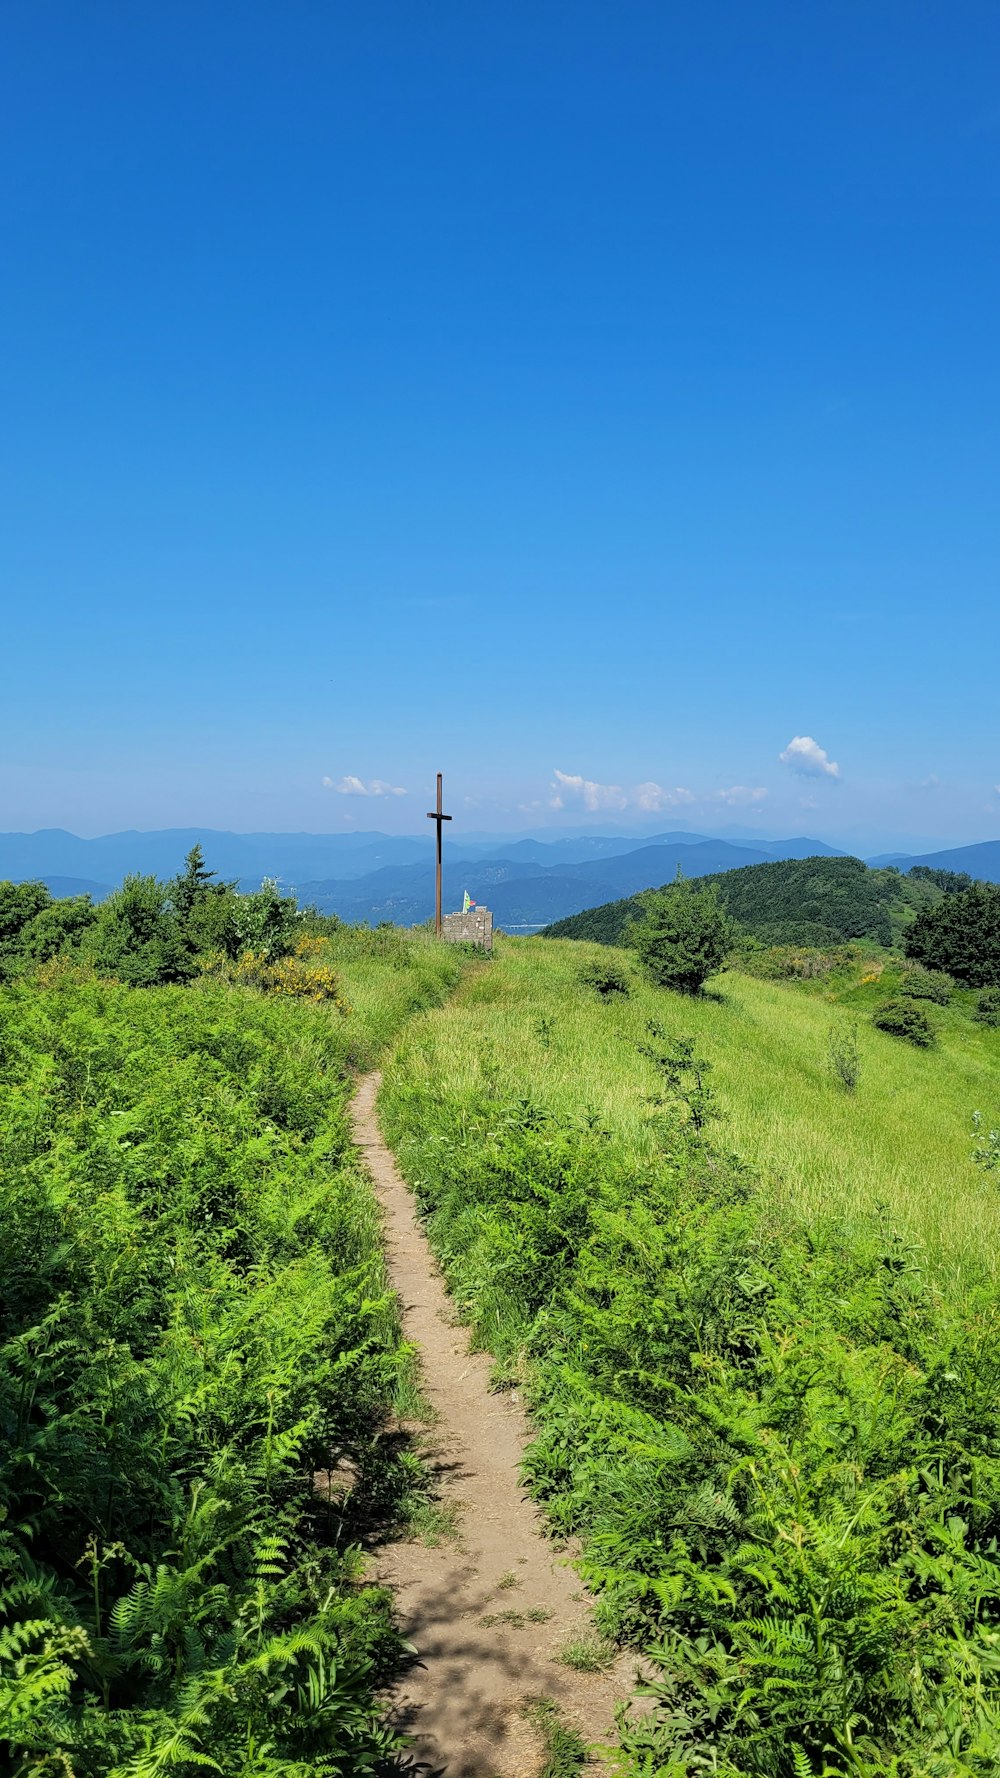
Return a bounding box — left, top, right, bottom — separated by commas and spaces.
426, 772, 452, 936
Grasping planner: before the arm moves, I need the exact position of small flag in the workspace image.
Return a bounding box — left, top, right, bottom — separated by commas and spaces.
463, 890, 476, 912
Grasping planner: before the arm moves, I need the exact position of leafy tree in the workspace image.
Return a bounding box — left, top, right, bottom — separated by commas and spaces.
84, 874, 194, 986
903, 882, 1000, 987
0, 880, 52, 974
907, 864, 974, 894
18, 895, 97, 963
628, 874, 734, 994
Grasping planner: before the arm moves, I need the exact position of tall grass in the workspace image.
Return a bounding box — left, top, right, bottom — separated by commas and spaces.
393, 937, 1000, 1288
380, 936, 1000, 1776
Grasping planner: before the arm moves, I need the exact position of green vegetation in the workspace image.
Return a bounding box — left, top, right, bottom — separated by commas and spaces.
904, 881, 1000, 986
7, 839, 1000, 1773
381, 936, 1000, 1774
975, 988, 1000, 1028
872, 995, 936, 1046
523, 1697, 588, 1777
541, 853, 958, 950
0, 853, 462, 1776
629, 874, 733, 994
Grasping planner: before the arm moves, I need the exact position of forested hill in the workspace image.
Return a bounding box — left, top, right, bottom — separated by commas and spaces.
540, 854, 956, 948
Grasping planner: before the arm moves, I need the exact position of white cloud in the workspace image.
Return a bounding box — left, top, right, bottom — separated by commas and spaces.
917, 775, 941, 791
714, 785, 769, 807
552, 770, 695, 814
633, 781, 696, 811
778, 735, 840, 779
552, 770, 628, 812
323, 774, 407, 797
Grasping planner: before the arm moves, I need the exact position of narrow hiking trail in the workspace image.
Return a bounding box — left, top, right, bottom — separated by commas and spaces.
351, 1071, 634, 1777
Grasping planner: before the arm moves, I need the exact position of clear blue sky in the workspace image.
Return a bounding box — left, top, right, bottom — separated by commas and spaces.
2, 2, 998, 848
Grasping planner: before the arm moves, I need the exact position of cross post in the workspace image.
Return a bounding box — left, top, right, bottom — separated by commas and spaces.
426, 772, 452, 936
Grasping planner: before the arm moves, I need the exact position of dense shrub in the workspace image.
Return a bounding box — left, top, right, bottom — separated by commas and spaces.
629, 876, 733, 994
0, 880, 98, 978
900, 962, 953, 1003
741, 943, 856, 980
0, 975, 419, 1771
974, 986, 1000, 1028
904, 881, 1000, 986
83, 873, 194, 986
872, 995, 935, 1046
201, 941, 351, 1008
577, 954, 631, 997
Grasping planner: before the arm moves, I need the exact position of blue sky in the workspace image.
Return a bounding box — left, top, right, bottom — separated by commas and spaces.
2, 2, 998, 849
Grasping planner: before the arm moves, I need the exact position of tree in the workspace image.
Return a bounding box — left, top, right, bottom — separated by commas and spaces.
19, 896, 97, 963
168, 842, 217, 920
167, 843, 240, 956
84, 875, 193, 987
628, 874, 735, 994
0, 880, 52, 974
903, 882, 1000, 987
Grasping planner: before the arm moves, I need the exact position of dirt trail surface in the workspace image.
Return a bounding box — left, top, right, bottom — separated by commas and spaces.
351, 1071, 633, 1777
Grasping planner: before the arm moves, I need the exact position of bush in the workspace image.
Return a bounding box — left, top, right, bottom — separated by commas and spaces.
741, 943, 855, 981
900, 963, 953, 1003
200, 943, 350, 1009
904, 881, 1000, 986
629, 875, 734, 995
974, 987, 1000, 1028
577, 955, 630, 998
872, 996, 935, 1047
84, 874, 193, 986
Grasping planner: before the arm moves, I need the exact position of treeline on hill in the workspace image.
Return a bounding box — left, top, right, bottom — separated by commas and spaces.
0, 848, 462, 1774
542, 853, 977, 951
380, 938, 1000, 1777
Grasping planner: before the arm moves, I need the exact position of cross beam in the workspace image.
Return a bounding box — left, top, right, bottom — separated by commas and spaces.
426, 772, 452, 936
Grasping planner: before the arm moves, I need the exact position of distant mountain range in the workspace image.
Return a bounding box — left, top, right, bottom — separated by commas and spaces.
2, 827, 998, 929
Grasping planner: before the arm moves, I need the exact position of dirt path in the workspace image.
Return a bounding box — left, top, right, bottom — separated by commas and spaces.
351, 1071, 632, 1777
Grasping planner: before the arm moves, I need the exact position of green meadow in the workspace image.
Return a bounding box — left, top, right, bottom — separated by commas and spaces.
391, 936, 1000, 1288
381, 934, 1000, 1775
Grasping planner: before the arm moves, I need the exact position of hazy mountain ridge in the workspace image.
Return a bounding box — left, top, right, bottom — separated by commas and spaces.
2, 828, 997, 928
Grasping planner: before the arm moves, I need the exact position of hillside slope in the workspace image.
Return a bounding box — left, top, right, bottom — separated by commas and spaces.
380, 936, 1000, 1771
542, 853, 939, 947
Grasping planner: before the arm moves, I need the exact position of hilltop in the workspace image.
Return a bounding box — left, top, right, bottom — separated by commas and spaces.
541, 852, 959, 948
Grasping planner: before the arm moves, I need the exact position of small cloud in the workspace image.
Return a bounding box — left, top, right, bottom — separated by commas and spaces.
323, 774, 407, 797
633, 782, 696, 811
916, 775, 941, 791
552, 769, 628, 812
552, 770, 693, 814
779, 735, 840, 779
714, 785, 769, 807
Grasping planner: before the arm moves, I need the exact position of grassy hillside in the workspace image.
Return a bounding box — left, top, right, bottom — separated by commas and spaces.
541, 852, 946, 949
381, 935, 1000, 1774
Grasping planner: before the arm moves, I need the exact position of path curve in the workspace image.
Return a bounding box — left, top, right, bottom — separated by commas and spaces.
351, 1071, 630, 1777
